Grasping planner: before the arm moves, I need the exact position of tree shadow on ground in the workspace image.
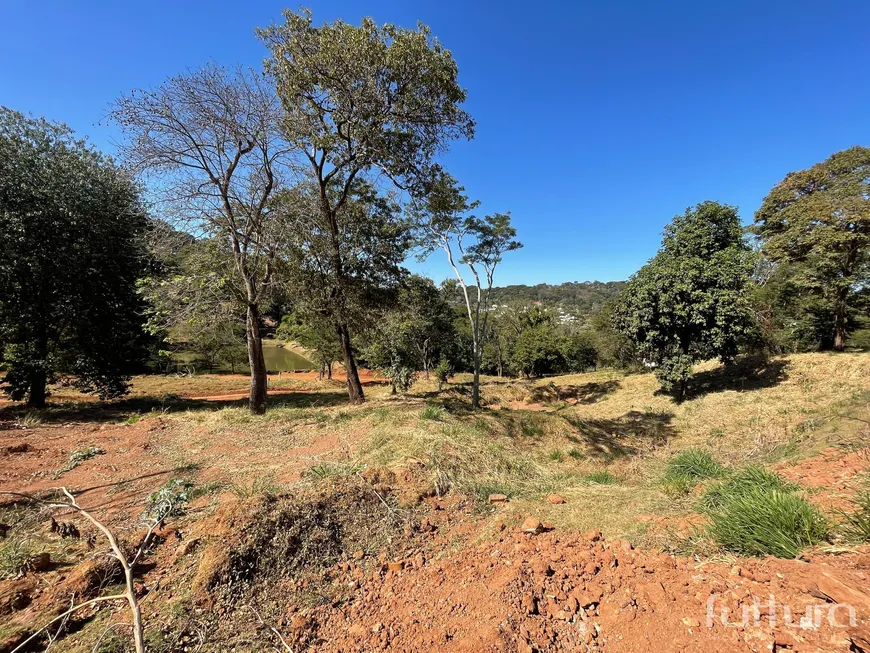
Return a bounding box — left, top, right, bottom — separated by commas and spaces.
561, 410, 677, 461
0, 390, 351, 425
527, 379, 621, 405
680, 356, 791, 400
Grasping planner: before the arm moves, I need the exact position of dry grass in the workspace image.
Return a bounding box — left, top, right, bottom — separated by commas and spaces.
4, 353, 868, 544
143, 352, 870, 540
353, 353, 870, 539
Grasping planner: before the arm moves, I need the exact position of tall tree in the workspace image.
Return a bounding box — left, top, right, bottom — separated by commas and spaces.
613, 201, 753, 401
0, 108, 147, 406
110, 64, 293, 414
259, 9, 474, 402
414, 173, 521, 408
274, 180, 411, 399
396, 275, 459, 379
754, 146, 870, 351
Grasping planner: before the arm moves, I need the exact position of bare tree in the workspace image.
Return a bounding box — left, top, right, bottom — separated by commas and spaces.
111, 64, 297, 414
414, 173, 521, 408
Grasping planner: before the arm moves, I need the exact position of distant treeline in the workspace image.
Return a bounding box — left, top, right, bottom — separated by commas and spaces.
481, 281, 625, 316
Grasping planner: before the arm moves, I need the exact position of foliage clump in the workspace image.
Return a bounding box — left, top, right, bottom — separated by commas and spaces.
0, 107, 148, 406
661, 448, 724, 494
754, 146, 870, 351
700, 466, 827, 558
53, 446, 105, 479
144, 479, 195, 521
614, 201, 754, 400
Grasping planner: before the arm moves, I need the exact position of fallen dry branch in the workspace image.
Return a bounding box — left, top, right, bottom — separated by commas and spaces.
248, 604, 295, 652
1, 486, 174, 653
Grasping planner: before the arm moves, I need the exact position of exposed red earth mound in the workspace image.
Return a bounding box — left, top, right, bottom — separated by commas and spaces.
303, 527, 870, 652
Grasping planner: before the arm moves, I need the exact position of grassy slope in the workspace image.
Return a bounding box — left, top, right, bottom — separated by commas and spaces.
350, 352, 870, 540
2, 352, 869, 650
4, 352, 868, 543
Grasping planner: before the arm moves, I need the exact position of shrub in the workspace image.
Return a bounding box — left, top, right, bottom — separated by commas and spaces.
703, 485, 828, 558
434, 359, 451, 391
145, 479, 194, 520
53, 445, 105, 479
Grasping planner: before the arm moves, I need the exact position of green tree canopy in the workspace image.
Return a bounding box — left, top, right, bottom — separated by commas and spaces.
0, 107, 148, 406
259, 9, 474, 403
754, 146, 870, 351
361, 274, 460, 391
274, 179, 412, 391
277, 312, 343, 380
613, 201, 753, 400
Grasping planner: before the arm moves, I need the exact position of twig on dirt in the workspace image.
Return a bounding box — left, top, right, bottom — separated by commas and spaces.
247, 605, 294, 652
45, 593, 75, 650
1, 487, 168, 653
355, 473, 399, 517
9, 594, 127, 653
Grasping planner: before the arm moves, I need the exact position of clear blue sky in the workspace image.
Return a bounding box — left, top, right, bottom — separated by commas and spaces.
2, 1, 868, 285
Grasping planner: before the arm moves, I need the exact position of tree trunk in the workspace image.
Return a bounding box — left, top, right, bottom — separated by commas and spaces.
676, 379, 687, 403
327, 361, 333, 380
833, 295, 847, 352
246, 304, 268, 414
337, 322, 364, 403
27, 369, 47, 408
471, 340, 482, 409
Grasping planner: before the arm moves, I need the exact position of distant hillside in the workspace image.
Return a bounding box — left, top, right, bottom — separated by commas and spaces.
487, 281, 625, 313
446, 280, 626, 325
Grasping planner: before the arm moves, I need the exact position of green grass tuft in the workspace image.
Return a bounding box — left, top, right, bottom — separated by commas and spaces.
304, 461, 364, 480
548, 449, 564, 462
700, 467, 827, 558
584, 470, 619, 485
520, 419, 544, 437
839, 488, 870, 543
661, 448, 723, 494
420, 405, 444, 421
700, 465, 798, 511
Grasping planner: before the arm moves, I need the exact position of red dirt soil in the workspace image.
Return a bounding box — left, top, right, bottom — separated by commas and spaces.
310, 526, 870, 652
3, 415, 870, 652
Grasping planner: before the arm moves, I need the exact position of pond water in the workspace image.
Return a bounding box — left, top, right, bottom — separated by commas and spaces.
261, 341, 314, 372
